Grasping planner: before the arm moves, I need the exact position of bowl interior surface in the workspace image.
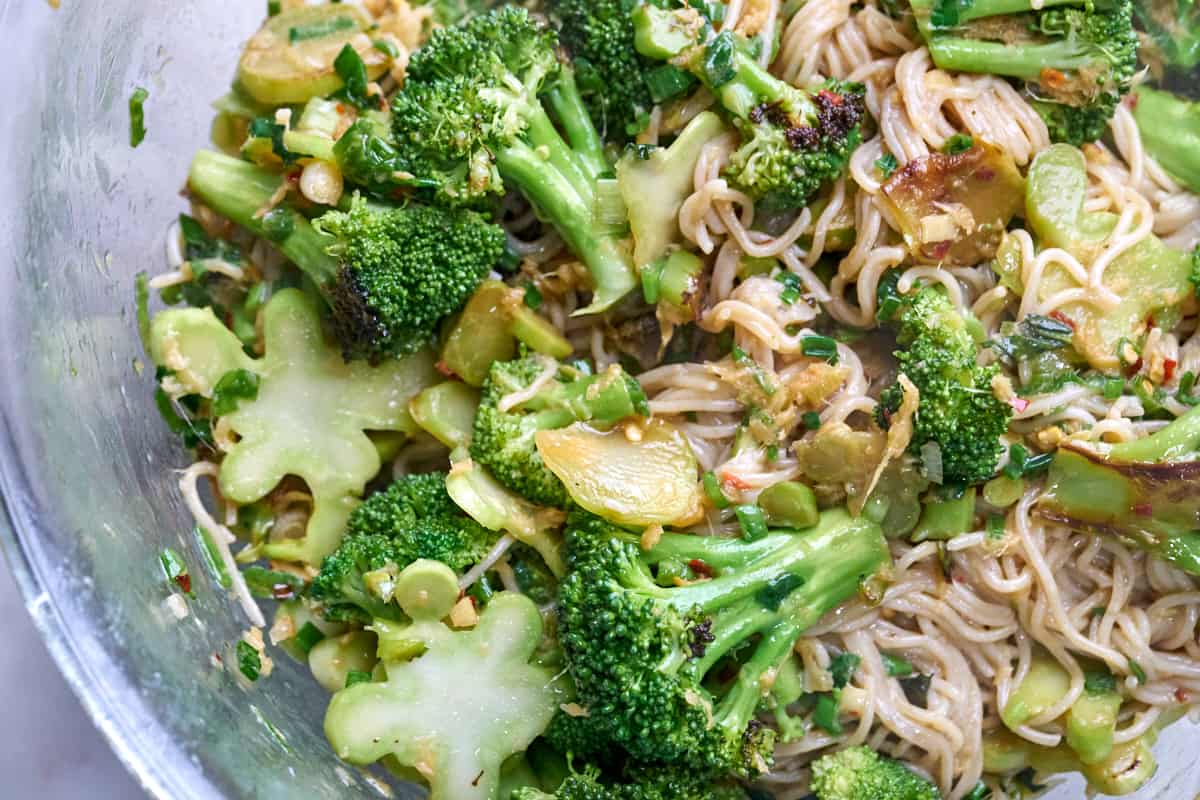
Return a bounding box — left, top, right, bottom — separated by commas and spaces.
0, 2, 1195, 799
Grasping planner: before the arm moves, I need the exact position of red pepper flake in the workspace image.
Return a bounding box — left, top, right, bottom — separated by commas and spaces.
1126, 93, 1139, 110
1049, 311, 1075, 330
688, 559, 714, 579
1175, 688, 1190, 703
174, 574, 192, 595
927, 241, 952, 260
974, 167, 995, 181
1165, 359, 1178, 384
1040, 68, 1067, 89
1146, 313, 1157, 329
721, 472, 752, 491
1125, 358, 1144, 378
816, 89, 845, 107
1132, 503, 1153, 517
1009, 396, 1030, 413
434, 360, 457, 378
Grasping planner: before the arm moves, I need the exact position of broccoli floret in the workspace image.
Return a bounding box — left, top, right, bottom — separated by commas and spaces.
512, 763, 752, 799
147, 290, 437, 565
471, 357, 649, 507
317, 197, 506, 361
325, 560, 565, 799
809, 746, 941, 800
311, 472, 498, 621
1130, 86, 1200, 194
186, 151, 505, 362
876, 287, 1012, 487
632, 7, 865, 209
1134, 0, 1200, 69
390, 7, 638, 313
549, 0, 697, 141
556, 508, 890, 779
909, 0, 1137, 145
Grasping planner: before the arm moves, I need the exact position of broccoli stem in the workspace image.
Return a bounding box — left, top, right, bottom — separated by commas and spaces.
495, 141, 637, 314
715, 49, 818, 122
187, 150, 338, 286
542, 71, 609, 181
926, 36, 1097, 82
713, 621, 801, 730
951, 0, 1084, 22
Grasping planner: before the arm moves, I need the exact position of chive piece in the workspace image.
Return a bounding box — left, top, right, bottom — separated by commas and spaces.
372, 38, 400, 59
766, 444, 779, 462
735, 504, 769, 541
881, 653, 915, 678
776, 271, 802, 305
802, 411, 822, 430
1103, 377, 1125, 400
942, 133, 974, 154
160, 548, 194, 598
962, 782, 992, 800
193, 526, 232, 589
1128, 659, 1147, 684
293, 622, 325, 655
211, 369, 260, 416
732, 345, 777, 396
702, 31, 736, 87
288, 15, 356, 43
333, 44, 375, 109
900, 673, 932, 707
345, 670, 372, 688
644, 64, 697, 103
801, 335, 839, 364
986, 513, 1007, 540
128, 87, 149, 148
702, 471, 731, 509
640, 260, 664, 305
267, 0, 281, 15
756, 573, 805, 610
812, 691, 842, 734
522, 281, 543, 310
237, 640, 263, 682
243, 567, 306, 600
829, 653, 860, 688
135, 272, 152, 354
875, 153, 898, 179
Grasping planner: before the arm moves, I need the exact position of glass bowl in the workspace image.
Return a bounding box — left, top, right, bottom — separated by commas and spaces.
0, 2, 1193, 799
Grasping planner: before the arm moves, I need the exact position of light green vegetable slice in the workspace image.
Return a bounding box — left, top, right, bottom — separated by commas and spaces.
309, 630, 379, 694
237, 4, 389, 106
536, 419, 704, 528
149, 290, 437, 564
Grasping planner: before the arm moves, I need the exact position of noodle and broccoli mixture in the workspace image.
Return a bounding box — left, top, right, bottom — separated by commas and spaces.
138, 0, 1200, 797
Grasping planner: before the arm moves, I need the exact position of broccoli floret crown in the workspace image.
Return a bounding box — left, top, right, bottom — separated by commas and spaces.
727, 80, 866, 210
809, 746, 941, 800
512, 762, 752, 799
877, 287, 1012, 486
311, 472, 497, 620
318, 199, 505, 361
556, 509, 889, 779
470, 357, 649, 508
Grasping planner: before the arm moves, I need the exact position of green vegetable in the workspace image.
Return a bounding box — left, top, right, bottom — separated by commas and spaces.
310, 472, 498, 623
1002, 651, 1071, 731
734, 504, 769, 541
556, 507, 889, 778
1134, 0, 1200, 68
210, 369, 259, 416
390, 8, 638, 313
757, 481, 819, 529
129, 87, 149, 148
703, 471, 732, 509
1023, 144, 1193, 371
633, 9, 866, 209
882, 653, 915, 678
909, 0, 1136, 145
550, 0, 696, 141
471, 356, 648, 508
242, 567, 305, 600
148, 290, 437, 564
1066, 668, 1122, 765
809, 745, 941, 800
308, 631, 378, 693
237, 4, 388, 105
875, 153, 899, 178
876, 287, 1012, 486
409, 382, 481, 451
332, 116, 439, 199
942, 133, 973, 154
324, 560, 565, 799
159, 548, 193, 598
1041, 402, 1200, 575
237, 640, 263, 682
912, 486, 976, 542
1130, 86, 1200, 194
617, 112, 727, 272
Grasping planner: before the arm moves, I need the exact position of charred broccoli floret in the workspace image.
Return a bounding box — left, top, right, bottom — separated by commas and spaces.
909, 0, 1138, 145
877, 287, 1013, 486
632, 5, 865, 208
470, 356, 649, 508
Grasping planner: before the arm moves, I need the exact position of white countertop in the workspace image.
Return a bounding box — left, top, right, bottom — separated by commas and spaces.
0, 561, 143, 798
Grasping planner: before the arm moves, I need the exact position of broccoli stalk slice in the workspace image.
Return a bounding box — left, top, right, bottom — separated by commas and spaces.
1130, 86, 1200, 194
187, 150, 338, 286
923, 34, 1104, 82
1041, 403, 1200, 576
